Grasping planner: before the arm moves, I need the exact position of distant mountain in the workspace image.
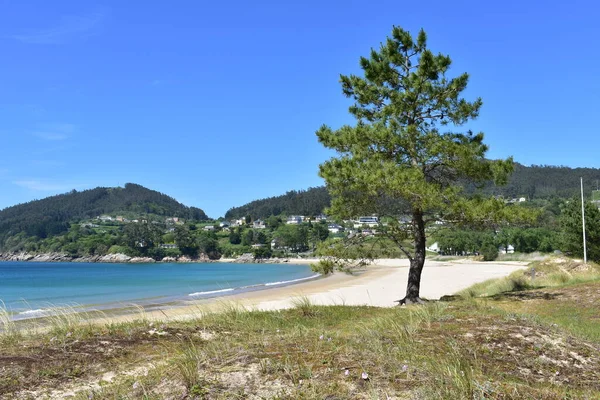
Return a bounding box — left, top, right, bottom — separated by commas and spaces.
0, 183, 208, 246
225, 164, 600, 219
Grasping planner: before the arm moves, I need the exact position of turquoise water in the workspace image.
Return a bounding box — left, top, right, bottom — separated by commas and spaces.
0, 261, 317, 319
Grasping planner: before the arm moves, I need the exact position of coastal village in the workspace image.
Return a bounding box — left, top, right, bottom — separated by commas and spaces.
81, 210, 524, 259
85, 213, 366, 254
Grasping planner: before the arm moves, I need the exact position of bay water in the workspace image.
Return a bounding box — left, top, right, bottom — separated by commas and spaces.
0, 261, 317, 319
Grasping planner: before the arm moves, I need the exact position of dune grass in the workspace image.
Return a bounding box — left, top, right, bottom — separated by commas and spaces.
457, 256, 600, 299
0, 302, 22, 346
2, 257, 600, 399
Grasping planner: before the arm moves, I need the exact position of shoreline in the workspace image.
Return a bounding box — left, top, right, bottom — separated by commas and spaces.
86, 258, 528, 324
4, 258, 529, 327
0, 252, 317, 264
4, 261, 322, 322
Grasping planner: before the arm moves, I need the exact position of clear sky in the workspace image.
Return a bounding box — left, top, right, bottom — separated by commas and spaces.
1, 0, 598, 218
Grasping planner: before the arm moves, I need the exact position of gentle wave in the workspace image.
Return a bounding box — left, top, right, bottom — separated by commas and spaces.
264, 274, 321, 286
18, 308, 49, 316
188, 288, 235, 297
187, 274, 320, 297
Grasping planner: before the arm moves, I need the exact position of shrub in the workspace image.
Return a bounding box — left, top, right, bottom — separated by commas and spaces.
311, 259, 336, 275
252, 246, 272, 259
108, 245, 129, 254
481, 243, 498, 261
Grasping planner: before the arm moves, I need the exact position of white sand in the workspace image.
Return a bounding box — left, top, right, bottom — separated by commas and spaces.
252, 259, 527, 310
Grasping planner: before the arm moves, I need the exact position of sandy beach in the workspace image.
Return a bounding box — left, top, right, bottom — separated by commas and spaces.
243, 258, 527, 310
100, 258, 527, 323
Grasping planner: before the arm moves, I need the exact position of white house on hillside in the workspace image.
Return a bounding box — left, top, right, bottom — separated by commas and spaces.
253, 219, 266, 229
231, 218, 245, 227
286, 216, 303, 225
354, 216, 379, 228
328, 223, 343, 234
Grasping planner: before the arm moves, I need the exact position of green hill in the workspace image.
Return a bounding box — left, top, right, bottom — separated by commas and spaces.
476, 163, 600, 199
224, 187, 330, 220
225, 164, 600, 219
0, 183, 208, 249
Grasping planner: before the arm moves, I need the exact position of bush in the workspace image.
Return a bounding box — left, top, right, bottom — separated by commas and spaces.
147, 247, 166, 261
164, 248, 182, 258
481, 243, 498, 261
108, 245, 139, 257
311, 259, 336, 275
252, 246, 272, 259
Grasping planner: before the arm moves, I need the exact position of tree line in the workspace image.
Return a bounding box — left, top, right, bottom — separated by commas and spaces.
224, 164, 600, 221
224, 187, 331, 220
432, 197, 600, 262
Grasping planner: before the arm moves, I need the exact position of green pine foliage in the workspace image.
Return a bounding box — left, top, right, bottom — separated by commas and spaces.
559, 199, 600, 262
316, 25, 520, 302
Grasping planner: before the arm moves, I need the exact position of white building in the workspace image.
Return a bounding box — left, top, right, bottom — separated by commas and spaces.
314, 214, 328, 222
354, 216, 379, 228
231, 218, 245, 227
253, 219, 266, 229
426, 242, 440, 253
286, 215, 303, 225
328, 223, 343, 234
499, 244, 515, 254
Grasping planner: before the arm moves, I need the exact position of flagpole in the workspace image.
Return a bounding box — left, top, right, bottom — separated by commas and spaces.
581, 177, 587, 264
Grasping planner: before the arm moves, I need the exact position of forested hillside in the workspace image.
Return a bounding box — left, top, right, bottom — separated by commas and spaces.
0, 183, 208, 247
226, 164, 600, 219
225, 187, 330, 219
475, 164, 600, 199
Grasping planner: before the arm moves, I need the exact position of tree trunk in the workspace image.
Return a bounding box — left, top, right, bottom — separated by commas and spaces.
398, 209, 427, 305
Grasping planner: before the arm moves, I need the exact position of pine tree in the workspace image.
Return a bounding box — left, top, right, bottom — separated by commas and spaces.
317, 26, 519, 304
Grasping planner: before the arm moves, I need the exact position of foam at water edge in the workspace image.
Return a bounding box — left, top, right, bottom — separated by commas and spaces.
264, 274, 320, 286
188, 288, 235, 297
18, 308, 49, 316
187, 274, 320, 297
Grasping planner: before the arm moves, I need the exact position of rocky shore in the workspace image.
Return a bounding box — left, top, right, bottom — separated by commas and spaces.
228, 253, 287, 264
0, 252, 210, 264
0, 252, 298, 264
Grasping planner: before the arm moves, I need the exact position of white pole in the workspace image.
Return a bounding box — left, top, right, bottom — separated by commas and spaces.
581, 177, 587, 264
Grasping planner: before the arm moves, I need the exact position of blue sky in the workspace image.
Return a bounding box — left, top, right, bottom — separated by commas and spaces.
1, 0, 598, 218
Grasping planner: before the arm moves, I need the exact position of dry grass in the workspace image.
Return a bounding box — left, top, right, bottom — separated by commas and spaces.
457, 256, 600, 299
2, 259, 600, 399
